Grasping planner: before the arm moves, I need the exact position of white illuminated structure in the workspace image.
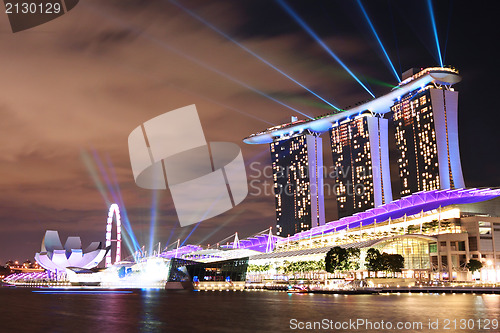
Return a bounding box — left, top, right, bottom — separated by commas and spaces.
244, 67, 461, 145
105, 203, 122, 267
34, 230, 108, 273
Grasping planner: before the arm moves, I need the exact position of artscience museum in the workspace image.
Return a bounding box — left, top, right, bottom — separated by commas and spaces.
34, 230, 109, 273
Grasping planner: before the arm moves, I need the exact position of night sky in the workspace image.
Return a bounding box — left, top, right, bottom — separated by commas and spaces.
0, 0, 498, 263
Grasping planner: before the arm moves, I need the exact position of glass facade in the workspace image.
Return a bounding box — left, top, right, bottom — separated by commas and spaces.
168, 258, 198, 282
392, 89, 440, 196
330, 117, 374, 217
185, 258, 249, 282
374, 237, 431, 270
271, 134, 323, 236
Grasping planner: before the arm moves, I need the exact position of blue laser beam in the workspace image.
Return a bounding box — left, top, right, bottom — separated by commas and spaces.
164, 227, 177, 250
149, 190, 160, 255
181, 222, 201, 246
179, 189, 233, 246
427, 0, 444, 67
105, 156, 141, 252
83, 149, 138, 255
91, 150, 140, 254
82, 149, 136, 255
83, 2, 313, 119
356, 0, 400, 82
196, 209, 245, 245
155, 42, 314, 119
171, 84, 274, 126
276, 0, 375, 98
169, 0, 341, 111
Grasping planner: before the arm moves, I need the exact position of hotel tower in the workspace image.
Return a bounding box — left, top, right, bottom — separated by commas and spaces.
271, 132, 325, 237
392, 68, 465, 196
330, 113, 392, 218
245, 67, 463, 236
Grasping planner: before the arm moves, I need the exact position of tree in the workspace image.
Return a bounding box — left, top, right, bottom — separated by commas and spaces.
315, 259, 325, 272
365, 248, 383, 276
347, 248, 360, 271
325, 247, 347, 273
364, 248, 404, 277
390, 254, 404, 273
407, 225, 419, 234
247, 264, 271, 274
381, 253, 404, 276
325, 247, 360, 273
466, 259, 483, 274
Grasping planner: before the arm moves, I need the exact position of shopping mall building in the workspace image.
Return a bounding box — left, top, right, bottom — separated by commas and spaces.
241, 67, 500, 282
245, 195, 500, 282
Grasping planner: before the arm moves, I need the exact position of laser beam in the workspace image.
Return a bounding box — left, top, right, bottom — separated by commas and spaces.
181, 222, 201, 246
169, 0, 341, 111
149, 190, 160, 255
164, 227, 177, 251
91, 150, 140, 253
105, 156, 141, 252
80, 150, 110, 206
356, 0, 400, 82
427, 0, 444, 67
83, 2, 313, 119
82, 149, 140, 255
196, 209, 245, 245
276, 0, 375, 98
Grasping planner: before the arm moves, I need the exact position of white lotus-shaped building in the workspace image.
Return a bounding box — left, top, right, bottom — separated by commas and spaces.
35, 230, 109, 273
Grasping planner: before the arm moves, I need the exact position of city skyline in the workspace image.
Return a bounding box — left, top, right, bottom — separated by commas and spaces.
0, 0, 498, 262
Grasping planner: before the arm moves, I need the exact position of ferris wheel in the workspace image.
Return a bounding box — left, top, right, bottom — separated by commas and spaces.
105, 203, 121, 267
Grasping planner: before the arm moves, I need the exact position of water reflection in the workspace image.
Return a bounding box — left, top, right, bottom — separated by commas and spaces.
139, 289, 165, 332
0, 288, 499, 332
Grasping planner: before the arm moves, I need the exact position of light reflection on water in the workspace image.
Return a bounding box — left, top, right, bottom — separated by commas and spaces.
1, 288, 499, 332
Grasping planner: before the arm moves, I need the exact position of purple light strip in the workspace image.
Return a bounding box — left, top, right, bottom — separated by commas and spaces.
280, 188, 500, 243
223, 234, 283, 251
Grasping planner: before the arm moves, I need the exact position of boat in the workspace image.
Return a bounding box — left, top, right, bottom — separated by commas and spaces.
287, 285, 309, 293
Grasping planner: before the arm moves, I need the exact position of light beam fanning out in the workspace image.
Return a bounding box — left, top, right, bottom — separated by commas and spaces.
81, 149, 140, 256
356, 0, 400, 82
85, 3, 313, 119
105, 156, 141, 252
276, 0, 375, 98
169, 0, 341, 111
149, 190, 160, 255
91, 150, 140, 254
181, 222, 201, 246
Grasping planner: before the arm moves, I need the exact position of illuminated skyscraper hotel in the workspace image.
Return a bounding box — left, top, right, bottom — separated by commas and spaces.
392, 68, 465, 196
271, 133, 325, 236
245, 67, 463, 236
330, 113, 392, 218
